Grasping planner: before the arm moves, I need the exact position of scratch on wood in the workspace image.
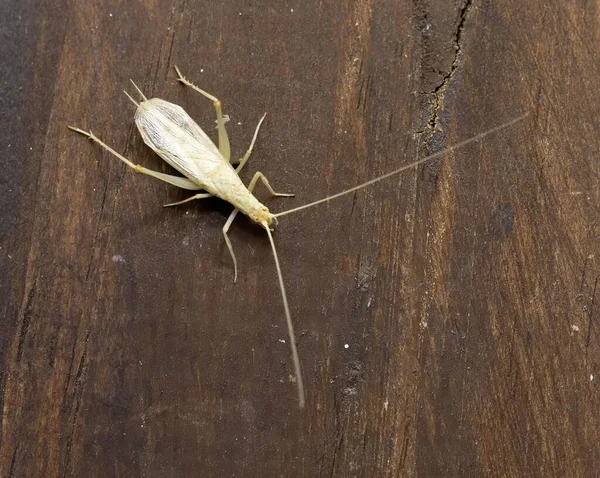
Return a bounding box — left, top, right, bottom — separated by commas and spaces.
62, 330, 91, 477
585, 277, 598, 348
16, 279, 37, 362
8, 444, 18, 478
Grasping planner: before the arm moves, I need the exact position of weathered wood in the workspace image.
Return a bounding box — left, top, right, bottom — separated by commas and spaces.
1, 0, 599, 476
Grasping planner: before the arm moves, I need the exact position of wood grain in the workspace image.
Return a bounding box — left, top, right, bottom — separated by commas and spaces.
1, 0, 599, 476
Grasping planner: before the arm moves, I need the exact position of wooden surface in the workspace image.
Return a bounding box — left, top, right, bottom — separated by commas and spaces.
1, 1, 599, 476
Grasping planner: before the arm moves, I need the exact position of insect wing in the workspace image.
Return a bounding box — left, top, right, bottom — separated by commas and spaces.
135, 98, 226, 186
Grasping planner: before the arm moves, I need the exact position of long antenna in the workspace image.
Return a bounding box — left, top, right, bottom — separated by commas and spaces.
274, 112, 529, 218
263, 222, 305, 408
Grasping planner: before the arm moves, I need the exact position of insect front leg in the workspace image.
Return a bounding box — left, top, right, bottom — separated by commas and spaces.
222, 208, 240, 283
174, 66, 231, 162
68, 127, 203, 191
221, 172, 294, 283
247, 172, 294, 197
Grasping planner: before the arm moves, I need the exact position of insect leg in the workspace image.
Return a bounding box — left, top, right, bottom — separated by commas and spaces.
68, 127, 203, 191
248, 172, 294, 197
69, 127, 204, 191
221, 169, 293, 282
220, 171, 294, 282
163, 193, 213, 207
235, 113, 267, 174
174, 66, 231, 162
222, 209, 240, 283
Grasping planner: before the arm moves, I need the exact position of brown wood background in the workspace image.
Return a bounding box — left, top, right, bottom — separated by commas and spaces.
1, 0, 599, 476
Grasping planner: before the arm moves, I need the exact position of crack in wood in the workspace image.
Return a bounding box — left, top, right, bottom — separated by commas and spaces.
427, 0, 473, 131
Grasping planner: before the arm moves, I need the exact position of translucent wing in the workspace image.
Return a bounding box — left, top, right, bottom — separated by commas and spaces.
135, 98, 226, 187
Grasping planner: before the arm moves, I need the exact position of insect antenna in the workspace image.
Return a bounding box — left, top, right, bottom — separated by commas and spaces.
273, 112, 529, 218
130, 79, 148, 102
263, 222, 306, 408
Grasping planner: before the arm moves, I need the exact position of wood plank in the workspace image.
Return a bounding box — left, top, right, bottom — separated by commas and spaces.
1, 0, 598, 476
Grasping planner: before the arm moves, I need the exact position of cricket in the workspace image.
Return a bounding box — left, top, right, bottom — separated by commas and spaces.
69, 66, 528, 409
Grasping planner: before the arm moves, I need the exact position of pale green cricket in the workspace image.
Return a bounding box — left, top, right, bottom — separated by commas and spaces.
69, 66, 528, 409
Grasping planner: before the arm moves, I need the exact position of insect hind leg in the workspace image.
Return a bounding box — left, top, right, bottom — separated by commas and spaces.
68, 126, 203, 191
174, 66, 231, 162
163, 192, 213, 207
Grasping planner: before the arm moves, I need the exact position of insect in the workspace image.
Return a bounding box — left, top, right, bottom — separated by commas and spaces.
69, 66, 528, 408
